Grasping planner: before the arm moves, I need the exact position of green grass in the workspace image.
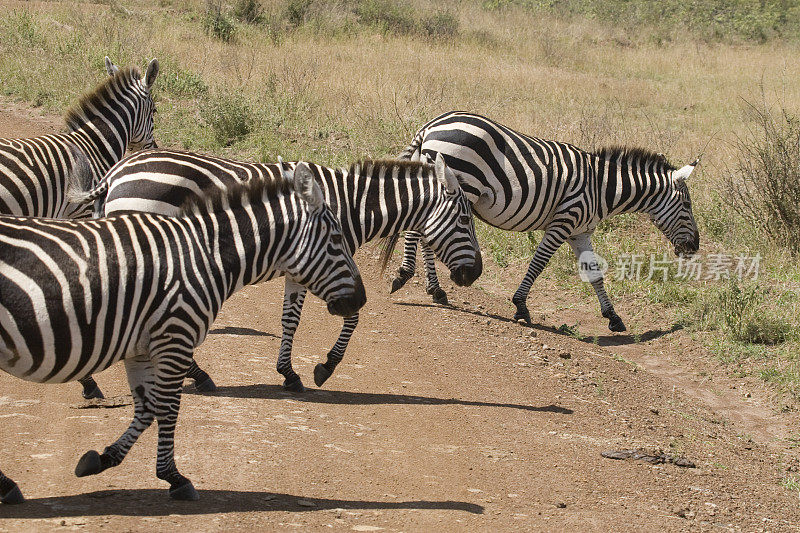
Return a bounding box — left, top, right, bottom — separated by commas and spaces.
0, 0, 798, 401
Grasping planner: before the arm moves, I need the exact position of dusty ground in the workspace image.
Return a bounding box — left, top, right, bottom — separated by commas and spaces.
0, 103, 799, 532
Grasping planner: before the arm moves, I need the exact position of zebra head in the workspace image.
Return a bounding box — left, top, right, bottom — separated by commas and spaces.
284, 162, 366, 317
106, 57, 160, 151
421, 153, 483, 286
650, 160, 700, 256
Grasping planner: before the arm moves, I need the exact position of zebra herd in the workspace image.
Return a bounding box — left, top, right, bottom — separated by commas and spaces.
0, 59, 699, 503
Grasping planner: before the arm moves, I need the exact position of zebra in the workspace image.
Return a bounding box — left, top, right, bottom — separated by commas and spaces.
391, 111, 699, 332
0, 56, 159, 221
69, 149, 482, 394
0, 162, 365, 503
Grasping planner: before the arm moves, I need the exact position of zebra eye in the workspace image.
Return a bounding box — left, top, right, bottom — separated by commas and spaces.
459, 215, 471, 225
331, 234, 343, 245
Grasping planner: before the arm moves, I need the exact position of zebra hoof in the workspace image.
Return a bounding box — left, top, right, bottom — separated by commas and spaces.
390, 268, 413, 294
194, 376, 218, 393
390, 277, 406, 294
314, 364, 333, 387
608, 315, 627, 332
429, 288, 449, 306
283, 376, 306, 393
169, 480, 200, 501
82, 382, 105, 400
75, 450, 102, 477
1, 483, 24, 504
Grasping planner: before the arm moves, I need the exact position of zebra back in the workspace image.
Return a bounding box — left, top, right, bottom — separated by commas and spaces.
0, 58, 159, 220
0, 168, 361, 384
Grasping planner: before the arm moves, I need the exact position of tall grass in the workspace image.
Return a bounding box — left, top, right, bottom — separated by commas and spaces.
0, 0, 798, 397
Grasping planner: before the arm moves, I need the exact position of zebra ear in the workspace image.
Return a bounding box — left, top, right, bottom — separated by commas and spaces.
105, 56, 120, 77
293, 162, 324, 213
410, 150, 421, 163
144, 58, 160, 90
434, 153, 459, 194
672, 159, 698, 182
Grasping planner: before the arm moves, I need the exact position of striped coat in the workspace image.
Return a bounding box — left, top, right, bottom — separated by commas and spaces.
0, 165, 364, 503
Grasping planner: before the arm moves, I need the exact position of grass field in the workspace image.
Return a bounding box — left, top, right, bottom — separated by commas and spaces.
0, 0, 798, 400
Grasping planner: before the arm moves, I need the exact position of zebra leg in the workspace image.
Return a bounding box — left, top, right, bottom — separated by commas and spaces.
75, 355, 156, 478
152, 355, 198, 501
313, 313, 359, 387
421, 244, 447, 305
511, 228, 569, 324
567, 234, 626, 332
278, 279, 308, 392
389, 231, 421, 293
78, 375, 105, 400
0, 470, 23, 504
185, 360, 217, 392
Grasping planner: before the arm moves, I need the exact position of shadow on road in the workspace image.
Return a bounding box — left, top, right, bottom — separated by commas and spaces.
186, 385, 573, 414
208, 326, 277, 338
393, 301, 681, 347
0, 489, 484, 517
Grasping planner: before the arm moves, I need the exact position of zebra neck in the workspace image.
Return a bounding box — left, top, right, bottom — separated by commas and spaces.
191, 203, 277, 299
596, 157, 671, 218
332, 168, 437, 251
65, 113, 130, 182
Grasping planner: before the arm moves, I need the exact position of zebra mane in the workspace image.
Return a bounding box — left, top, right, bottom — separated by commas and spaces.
64, 67, 144, 132
593, 146, 677, 172
348, 158, 468, 188
178, 175, 294, 217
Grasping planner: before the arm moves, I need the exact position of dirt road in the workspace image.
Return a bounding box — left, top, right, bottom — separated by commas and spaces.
0, 103, 798, 532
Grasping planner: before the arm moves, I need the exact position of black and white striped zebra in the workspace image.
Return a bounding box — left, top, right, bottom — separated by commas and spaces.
0, 57, 159, 221
392, 111, 699, 331
71, 149, 481, 394
0, 163, 364, 503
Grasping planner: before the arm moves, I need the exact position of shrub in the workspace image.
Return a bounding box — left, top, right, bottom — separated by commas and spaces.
716, 280, 793, 345
233, 0, 265, 24
421, 8, 459, 38
157, 59, 208, 98
284, 0, 314, 26
725, 99, 800, 255
355, 0, 417, 34
203, 0, 236, 42
200, 91, 252, 146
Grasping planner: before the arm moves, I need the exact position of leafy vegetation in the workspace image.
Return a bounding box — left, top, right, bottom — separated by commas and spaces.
482, 0, 800, 43
0, 0, 797, 401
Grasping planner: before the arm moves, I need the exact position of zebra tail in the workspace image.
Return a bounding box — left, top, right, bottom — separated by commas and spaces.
396, 128, 424, 160
65, 147, 108, 209
378, 233, 401, 274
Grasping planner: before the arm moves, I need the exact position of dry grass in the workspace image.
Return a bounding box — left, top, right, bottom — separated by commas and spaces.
0, 0, 798, 397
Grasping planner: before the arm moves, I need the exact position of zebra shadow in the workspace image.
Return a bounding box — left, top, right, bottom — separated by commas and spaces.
185, 385, 573, 414
208, 326, 278, 338
392, 301, 681, 347
0, 489, 484, 518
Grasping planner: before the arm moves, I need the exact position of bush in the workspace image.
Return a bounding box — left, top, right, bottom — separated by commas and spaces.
233, 0, 265, 24
421, 9, 459, 38
284, 0, 314, 26
725, 99, 800, 255
200, 91, 252, 146
716, 280, 792, 345
157, 59, 208, 98
203, 0, 236, 42
356, 0, 417, 34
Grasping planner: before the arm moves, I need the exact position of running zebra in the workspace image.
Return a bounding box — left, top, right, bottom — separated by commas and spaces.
0, 163, 365, 503
392, 111, 699, 331
71, 150, 482, 394
0, 57, 159, 220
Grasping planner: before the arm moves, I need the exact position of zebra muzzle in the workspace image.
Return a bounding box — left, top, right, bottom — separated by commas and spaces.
449, 252, 483, 287
326, 276, 366, 317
